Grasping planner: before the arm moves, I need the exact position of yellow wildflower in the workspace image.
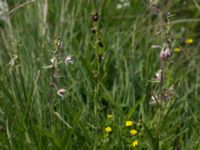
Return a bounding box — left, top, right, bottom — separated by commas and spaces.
125, 120, 133, 127
107, 114, 112, 119
185, 38, 193, 44
130, 129, 138, 135
132, 140, 139, 147
105, 127, 112, 133
174, 47, 181, 52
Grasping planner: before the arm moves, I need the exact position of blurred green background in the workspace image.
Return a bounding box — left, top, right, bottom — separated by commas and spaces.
0, 0, 200, 149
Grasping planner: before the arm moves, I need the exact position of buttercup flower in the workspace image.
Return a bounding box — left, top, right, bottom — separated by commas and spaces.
132, 140, 139, 147
185, 38, 193, 44
174, 47, 181, 52
105, 127, 112, 133
130, 129, 138, 135
125, 120, 133, 127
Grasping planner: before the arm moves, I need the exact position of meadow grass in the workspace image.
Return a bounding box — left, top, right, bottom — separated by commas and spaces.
0, 0, 200, 149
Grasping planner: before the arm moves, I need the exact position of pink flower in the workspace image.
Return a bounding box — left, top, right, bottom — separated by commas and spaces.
160, 47, 171, 61
154, 70, 162, 81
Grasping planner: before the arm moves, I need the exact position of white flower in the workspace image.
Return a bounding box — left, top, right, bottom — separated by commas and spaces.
50, 57, 56, 64
149, 94, 160, 105
57, 88, 66, 99
123, 2, 130, 7
154, 70, 162, 82
116, 4, 123, 9
64, 55, 74, 64
8, 55, 18, 66
116, 0, 130, 9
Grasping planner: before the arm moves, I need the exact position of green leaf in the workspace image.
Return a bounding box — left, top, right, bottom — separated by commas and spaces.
143, 122, 159, 150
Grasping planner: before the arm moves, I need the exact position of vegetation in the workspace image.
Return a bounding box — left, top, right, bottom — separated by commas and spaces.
1, 0, 200, 149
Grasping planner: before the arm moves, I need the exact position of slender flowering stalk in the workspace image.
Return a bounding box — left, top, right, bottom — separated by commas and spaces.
48, 38, 66, 111
151, 14, 173, 103
149, 5, 175, 150
159, 47, 171, 100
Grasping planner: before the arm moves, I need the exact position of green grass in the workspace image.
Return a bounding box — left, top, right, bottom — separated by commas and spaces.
1, 0, 200, 149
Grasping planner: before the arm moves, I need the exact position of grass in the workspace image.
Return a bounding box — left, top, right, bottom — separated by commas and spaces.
1, 0, 200, 149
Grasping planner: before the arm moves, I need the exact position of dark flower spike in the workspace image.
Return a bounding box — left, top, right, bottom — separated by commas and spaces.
91, 11, 99, 22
